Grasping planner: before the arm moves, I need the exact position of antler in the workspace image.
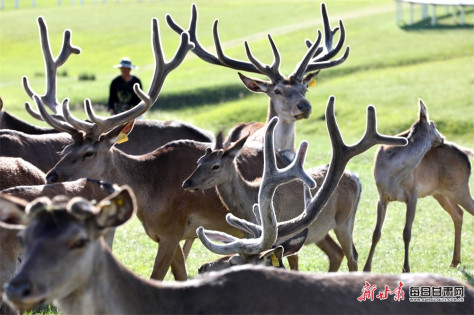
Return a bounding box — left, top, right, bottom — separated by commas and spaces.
167, 3, 349, 83
196, 117, 316, 255
23, 16, 81, 115
29, 18, 194, 140
167, 3, 284, 82
231, 97, 408, 241
291, 3, 350, 81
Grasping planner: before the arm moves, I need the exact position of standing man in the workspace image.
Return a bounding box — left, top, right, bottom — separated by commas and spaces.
108, 57, 142, 115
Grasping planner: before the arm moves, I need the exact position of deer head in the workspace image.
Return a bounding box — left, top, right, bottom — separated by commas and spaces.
0, 187, 135, 312
166, 3, 350, 125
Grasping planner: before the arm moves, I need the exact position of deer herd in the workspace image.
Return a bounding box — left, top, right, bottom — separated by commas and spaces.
0, 2, 472, 315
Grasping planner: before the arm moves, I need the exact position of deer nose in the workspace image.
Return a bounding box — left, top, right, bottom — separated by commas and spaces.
297, 102, 312, 114
182, 180, 192, 190
5, 279, 33, 300
46, 172, 58, 184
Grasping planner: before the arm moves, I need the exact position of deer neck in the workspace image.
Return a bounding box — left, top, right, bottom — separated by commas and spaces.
103, 149, 152, 210
268, 100, 296, 152
57, 239, 165, 314
215, 163, 260, 223
377, 127, 434, 181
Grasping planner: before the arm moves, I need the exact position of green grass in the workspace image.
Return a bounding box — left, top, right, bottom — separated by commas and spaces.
1, 1, 473, 313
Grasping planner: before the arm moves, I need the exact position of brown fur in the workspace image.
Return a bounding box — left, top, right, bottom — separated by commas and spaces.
364, 101, 473, 272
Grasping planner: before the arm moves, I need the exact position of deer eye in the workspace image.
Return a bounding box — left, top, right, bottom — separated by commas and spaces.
82, 151, 94, 160
69, 238, 89, 250
273, 89, 282, 95
211, 164, 220, 171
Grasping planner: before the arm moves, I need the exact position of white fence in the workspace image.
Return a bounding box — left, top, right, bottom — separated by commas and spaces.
1, 0, 151, 10
395, 0, 474, 26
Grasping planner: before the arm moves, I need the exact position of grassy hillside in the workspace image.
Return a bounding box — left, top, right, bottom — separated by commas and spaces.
1, 0, 473, 308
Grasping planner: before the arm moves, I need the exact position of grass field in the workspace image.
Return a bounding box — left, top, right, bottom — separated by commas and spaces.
1, 0, 474, 312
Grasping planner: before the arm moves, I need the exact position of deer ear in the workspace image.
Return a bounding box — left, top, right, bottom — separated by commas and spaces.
260, 246, 285, 267
0, 194, 29, 230
418, 99, 429, 122
238, 72, 271, 93
95, 186, 136, 229
302, 71, 319, 87
279, 228, 308, 257
107, 120, 136, 145
224, 133, 249, 159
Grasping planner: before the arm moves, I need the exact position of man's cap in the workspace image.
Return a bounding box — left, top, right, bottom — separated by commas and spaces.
113, 57, 138, 69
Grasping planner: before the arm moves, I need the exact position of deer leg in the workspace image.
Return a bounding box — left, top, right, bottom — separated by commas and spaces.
334, 226, 358, 271
316, 234, 344, 272
363, 199, 388, 272
456, 189, 474, 216
170, 245, 188, 281
402, 196, 417, 273
286, 254, 299, 270
182, 239, 194, 261
433, 194, 464, 267
150, 237, 181, 280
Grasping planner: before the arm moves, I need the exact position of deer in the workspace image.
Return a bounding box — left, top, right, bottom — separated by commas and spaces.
0, 176, 118, 315
364, 99, 474, 273
0, 157, 45, 315
168, 2, 351, 268
29, 17, 243, 281
167, 1, 349, 160
183, 130, 361, 272
2, 102, 471, 315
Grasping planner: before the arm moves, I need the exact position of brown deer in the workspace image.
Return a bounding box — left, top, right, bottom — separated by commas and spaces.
168, 2, 350, 267
30, 18, 241, 281
0, 157, 45, 315
167, 2, 349, 156
183, 130, 361, 272
364, 99, 474, 273
0, 177, 118, 315
2, 104, 470, 315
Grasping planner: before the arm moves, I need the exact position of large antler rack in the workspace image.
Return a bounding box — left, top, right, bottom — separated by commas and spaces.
23, 16, 81, 115
27, 18, 194, 141
291, 3, 349, 82
166, 2, 349, 83
196, 117, 316, 256
221, 96, 408, 242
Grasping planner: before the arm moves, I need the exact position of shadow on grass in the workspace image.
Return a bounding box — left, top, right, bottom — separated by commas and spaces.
150, 84, 252, 111
460, 267, 474, 286
90, 83, 253, 112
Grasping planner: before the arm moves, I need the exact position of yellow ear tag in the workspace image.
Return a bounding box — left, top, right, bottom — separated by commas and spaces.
308, 78, 316, 87
271, 253, 280, 267
116, 132, 129, 144
116, 121, 134, 145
